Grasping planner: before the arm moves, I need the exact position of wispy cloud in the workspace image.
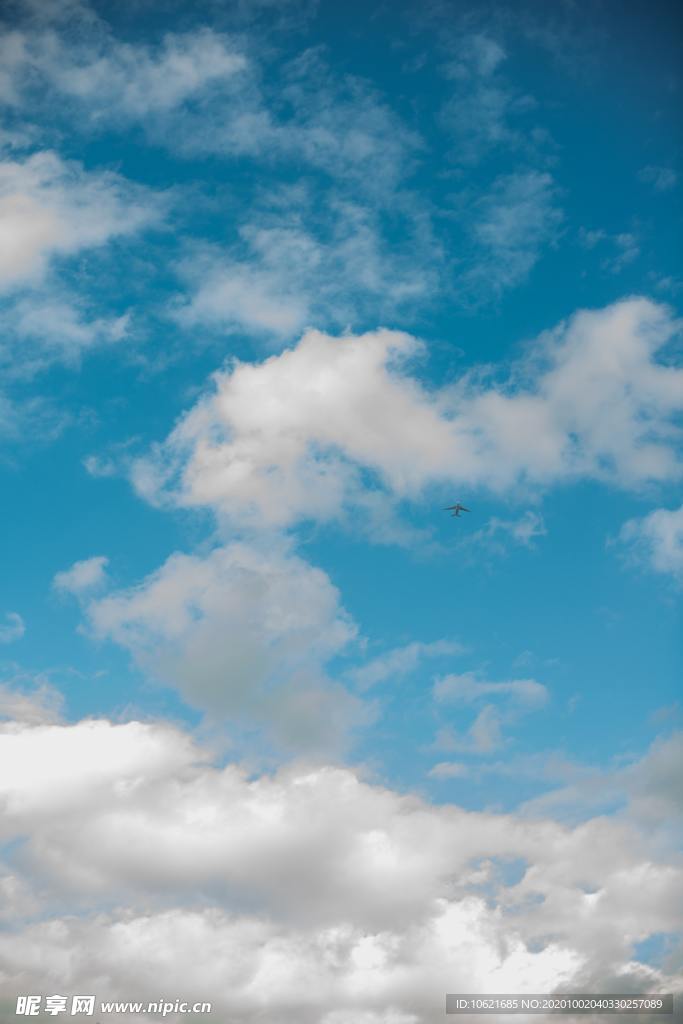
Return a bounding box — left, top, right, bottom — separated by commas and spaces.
432, 671, 548, 756
434, 672, 548, 707
175, 196, 434, 341
347, 639, 462, 691
0, 612, 25, 644
440, 33, 537, 166
462, 170, 563, 298
638, 165, 678, 193
1, 21, 419, 198
0, 24, 246, 120
466, 510, 547, 554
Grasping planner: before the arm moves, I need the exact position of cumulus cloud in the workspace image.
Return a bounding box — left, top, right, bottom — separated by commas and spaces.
85, 541, 364, 751
133, 299, 683, 533
0, 708, 680, 1021
0, 150, 158, 289
0, 611, 25, 644
618, 504, 683, 581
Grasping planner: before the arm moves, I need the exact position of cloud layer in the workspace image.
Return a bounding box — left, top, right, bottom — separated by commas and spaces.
0, 707, 680, 1022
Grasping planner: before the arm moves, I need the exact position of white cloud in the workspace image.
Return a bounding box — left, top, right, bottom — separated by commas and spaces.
1, 23, 417, 194
134, 299, 683, 533
578, 229, 641, 274
347, 640, 462, 691
178, 255, 309, 337
434, 672, 548, 708
0, 295, 130, 378
578, 227, 606, 249
518, 732, 683, 841
618, 504, 683, 581
440, 34, 537, 167
45, 29, 247, 119
464, 171, 563, 295
0, 708, 680, 1020
467, 510, 547, 553
0, 23, 246, 119
0, 611, 25, 644
434, 706, 506, 756
53, 555, 109, 594
603, 232, 640, 275
0, 718, 201, 817
638, 166, 678, 193
176, 200, 433, 341
428, 761, 470, 779
0, 150, 157, 289
432, 672, 548, 756
0, 676, 63, 724
86, 541, 364, 751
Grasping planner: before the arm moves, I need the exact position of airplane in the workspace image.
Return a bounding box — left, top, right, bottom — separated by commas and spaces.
444, 503, 470, 517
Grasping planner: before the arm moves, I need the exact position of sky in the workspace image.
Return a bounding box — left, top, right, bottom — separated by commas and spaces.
0, 0, 682, 1020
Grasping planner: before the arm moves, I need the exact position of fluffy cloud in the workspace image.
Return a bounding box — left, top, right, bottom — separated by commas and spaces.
618, 504, 683, 581
134, 298, 683, 532
85, 542, 364, 751
0, 150, 157, 289
53, 555, 109, 594
0, 709, 680, 1021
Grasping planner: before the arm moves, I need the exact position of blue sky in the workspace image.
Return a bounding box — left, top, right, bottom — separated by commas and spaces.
0, 0, 682, 1019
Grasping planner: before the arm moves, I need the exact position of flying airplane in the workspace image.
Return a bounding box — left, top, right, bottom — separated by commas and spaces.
444, 503, 470, 517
